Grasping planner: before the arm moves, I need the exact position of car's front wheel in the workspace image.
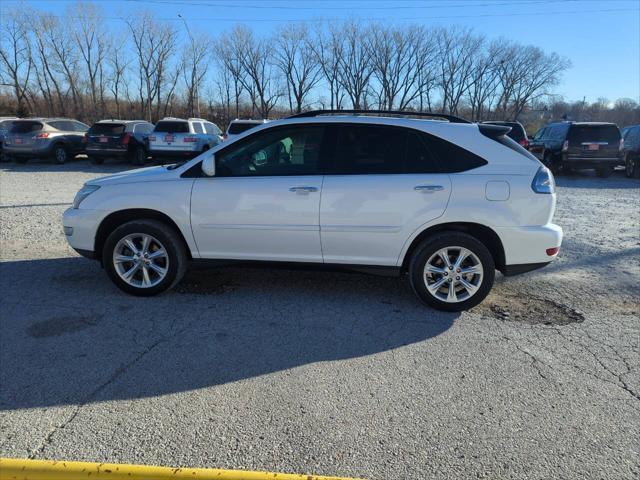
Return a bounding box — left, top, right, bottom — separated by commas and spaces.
103, 220, 187, 296
409, 232, 495, 311
52, 144, 68, 164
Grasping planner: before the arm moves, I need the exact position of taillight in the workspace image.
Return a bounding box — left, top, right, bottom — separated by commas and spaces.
531, 166, 555, 194
519, 138, 529, 148
562, 140, 569, 152
35, 132, 50, 139
546, 247, 560, 256
82, 134, 88, 144
619, 139, 624, 151
222, 133, 228, 140
122, 133, 132, 145
183, 137, 197, 143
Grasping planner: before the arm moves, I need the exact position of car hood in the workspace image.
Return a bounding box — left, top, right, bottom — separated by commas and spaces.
87, 165, 177, 186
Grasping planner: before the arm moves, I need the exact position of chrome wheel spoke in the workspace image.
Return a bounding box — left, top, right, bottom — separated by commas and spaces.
427, 276, 447, 293
437, 249, 452, 269
141, 235, 151, 254
147, 261, 167, 276
446, 280, 457, 302
115, 254, 135, 263
141, 265, 152, 286
124, 239, 139, 255
147, 249, 167, 260
453, 248, 470, 269
123, 263, 139, 279
424, 245, 484, 303
425, 264, 446, 274
458, 277, 478, 295
460, 265, 481, 275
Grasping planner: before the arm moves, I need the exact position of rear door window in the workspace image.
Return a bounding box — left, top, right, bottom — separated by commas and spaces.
193, 122, 204, 134
154, 121, 189, 133
331, 125, 406, 174
90, 123, 125, 135
10, 121, 43, 134
568, 125, 621, 144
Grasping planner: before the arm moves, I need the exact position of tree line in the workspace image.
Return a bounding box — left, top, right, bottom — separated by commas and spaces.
1, 2, 635, 129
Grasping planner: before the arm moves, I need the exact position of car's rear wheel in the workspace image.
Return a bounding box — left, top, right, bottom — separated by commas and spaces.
543, 152, 561, 175
131, 146, 146, 166
14, 156, 27, 164
103, 220, 187, 296
52, 144, 68, 164
596, 165, 614, 178
625, 153, 640, 178
409, 232, 495, 312
89, 155, 104, 165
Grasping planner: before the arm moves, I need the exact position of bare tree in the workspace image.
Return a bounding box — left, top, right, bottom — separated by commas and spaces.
337, 22, 374, 109
310, 23, 345, 110
466, 40, 505, 121
0, 9, 33, 116
107, 38, 130, 119
181, 30, 210, 118
273, 23, 321, 113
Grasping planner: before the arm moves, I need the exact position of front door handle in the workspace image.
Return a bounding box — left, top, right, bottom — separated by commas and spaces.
414, 185, 444, 193
289, 186, 318, 193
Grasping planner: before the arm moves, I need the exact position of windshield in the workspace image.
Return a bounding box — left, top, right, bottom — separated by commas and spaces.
568, 125, 620, 144
154, 121, 189, 133
89, 123, 125, 135
10, 121, 43, 134
228, 123, 260, 135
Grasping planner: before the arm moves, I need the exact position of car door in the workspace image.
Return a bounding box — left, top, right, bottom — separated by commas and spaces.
190, 124, 325, 262
529, 127, 547, 159
320, 124, 451, 266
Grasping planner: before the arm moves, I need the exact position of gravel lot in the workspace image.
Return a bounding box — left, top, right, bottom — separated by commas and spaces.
1, 159, 638, 479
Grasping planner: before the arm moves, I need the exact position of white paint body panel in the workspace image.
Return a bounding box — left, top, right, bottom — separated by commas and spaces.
63, 115, 563, 272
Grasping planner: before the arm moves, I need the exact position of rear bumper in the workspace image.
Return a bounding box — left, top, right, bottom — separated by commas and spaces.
495, 223, 563, 267
149, 149, 200, 160
562, 153, 623, 167
501, 262, 551, 276
4, 143, 53, 157
86, 147, 129, 158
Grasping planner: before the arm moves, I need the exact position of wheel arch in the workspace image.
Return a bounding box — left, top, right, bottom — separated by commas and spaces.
401, 222, 506, 273
94, 209, 193, 262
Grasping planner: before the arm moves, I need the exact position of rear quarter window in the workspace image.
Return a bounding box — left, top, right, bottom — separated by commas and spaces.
422, 133, 488, 173
154, 121, 189, 133
228, 122, 260, 135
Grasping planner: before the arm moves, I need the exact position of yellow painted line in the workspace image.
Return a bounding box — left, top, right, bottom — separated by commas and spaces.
0, 458, 365, 480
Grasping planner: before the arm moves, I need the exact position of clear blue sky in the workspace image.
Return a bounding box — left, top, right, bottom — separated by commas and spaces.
3, 0, 639, 103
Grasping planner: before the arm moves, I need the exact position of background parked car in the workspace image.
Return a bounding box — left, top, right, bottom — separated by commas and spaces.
222, 119, 269, 142
0, 117, 19, 162
528, 121, 623, 177
85, 120, 154, 166
4, 118, 89, 164
621, 124, 640, 178
147, 117, 221, 163
482, 120, 529, 148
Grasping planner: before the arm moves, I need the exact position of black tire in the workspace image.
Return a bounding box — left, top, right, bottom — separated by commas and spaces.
625, 154, 640, 179
52, 144, 68, 164
409, 232, 495, 312
596, 165, 614, 178
131, 146, 146, 166
89, 155, 104, 165
14, 156, 27, 164
543, 152, 561, 175
102, 219, 188, 296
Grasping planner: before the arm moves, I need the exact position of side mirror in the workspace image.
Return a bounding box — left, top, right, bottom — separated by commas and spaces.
202, 153, 216, 177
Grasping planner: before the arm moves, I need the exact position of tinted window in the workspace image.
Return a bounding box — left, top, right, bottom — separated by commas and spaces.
404, 131, 441, 173
204, 123, 214, 135
134, 123, 153, 134
0, 120, 16, 130
216, 126, 324, 177
549, 125, 567, 140
423, 133, 488, 173
73, 121, 89, 132
89, 123, 125, 135
332, 125, 406, 174
568, 125, 621, 144
533, 128, 545, 141
193, 122, 204, 134
228, 122, 260, 135
154, 121, 189, 133
11, 121, 43, 134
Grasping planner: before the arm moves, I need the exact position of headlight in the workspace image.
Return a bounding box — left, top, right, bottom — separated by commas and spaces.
73, 184, 100, 209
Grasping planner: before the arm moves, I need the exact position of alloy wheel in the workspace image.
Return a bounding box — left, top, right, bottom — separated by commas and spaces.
113, 233, 169, 288
423, 246, 484, 303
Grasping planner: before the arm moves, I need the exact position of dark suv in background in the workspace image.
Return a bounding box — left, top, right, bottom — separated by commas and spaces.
85, 120, 154, 165
4, 118, 89, 164
621, 124, 640, 178
482, 121, 529, 148
529, 122, 622, 177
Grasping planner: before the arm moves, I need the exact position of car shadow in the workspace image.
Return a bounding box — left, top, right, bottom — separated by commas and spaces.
555, 169, 640, 189
0, 257, 457, 411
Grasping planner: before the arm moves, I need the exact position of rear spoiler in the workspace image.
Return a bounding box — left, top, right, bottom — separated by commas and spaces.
478, 124, 511, 139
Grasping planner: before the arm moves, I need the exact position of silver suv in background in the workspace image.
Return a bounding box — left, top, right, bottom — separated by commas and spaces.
147, 118, 221, 163
4, 118, 89, 164
0, 117, 19, 162
223, 119, 269, 142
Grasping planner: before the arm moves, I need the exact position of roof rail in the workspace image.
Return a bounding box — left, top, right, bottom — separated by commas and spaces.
287, 109, 471, 124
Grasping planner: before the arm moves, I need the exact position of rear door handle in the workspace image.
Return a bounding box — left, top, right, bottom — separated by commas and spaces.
289, 186, 318, 193
414, 185, 444, 192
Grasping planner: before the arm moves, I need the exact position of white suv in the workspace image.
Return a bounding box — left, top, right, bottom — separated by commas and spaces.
147, 117, 221, 162
63, 111, 562, 311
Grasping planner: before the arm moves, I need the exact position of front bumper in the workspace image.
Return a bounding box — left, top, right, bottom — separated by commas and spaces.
494, 223, 563, 270
62, 207, 106, 258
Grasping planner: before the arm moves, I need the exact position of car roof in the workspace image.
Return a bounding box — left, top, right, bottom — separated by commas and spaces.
549, 121, 617, 126
230, 119, 267, 124
95, 119, 150, 124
